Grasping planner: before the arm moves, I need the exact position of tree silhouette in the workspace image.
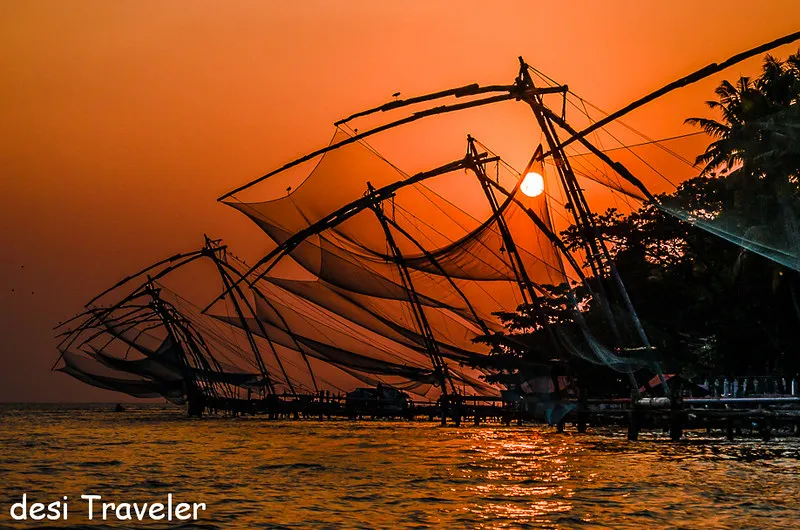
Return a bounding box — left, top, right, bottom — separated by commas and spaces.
474, 51, 800, 395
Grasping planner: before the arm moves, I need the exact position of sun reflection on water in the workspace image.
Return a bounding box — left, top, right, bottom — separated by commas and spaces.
459, 430, 580, 525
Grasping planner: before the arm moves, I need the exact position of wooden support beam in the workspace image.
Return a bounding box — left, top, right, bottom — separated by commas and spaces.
539, 31, 800, 158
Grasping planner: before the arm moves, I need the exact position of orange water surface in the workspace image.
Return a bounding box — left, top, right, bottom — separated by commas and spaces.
0, 404, 798, 529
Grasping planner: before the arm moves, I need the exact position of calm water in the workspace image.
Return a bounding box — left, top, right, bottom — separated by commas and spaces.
0, 404, 798, 529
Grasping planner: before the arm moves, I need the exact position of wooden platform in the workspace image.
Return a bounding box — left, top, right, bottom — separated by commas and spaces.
195, 392, 800, 440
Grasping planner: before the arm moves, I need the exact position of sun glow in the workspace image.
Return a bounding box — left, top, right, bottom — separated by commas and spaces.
520, 172, 545, 197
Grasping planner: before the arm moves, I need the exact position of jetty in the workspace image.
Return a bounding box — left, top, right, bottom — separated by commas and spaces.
192, 380, 800, 443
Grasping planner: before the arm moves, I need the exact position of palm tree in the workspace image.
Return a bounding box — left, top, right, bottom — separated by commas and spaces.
681, 52, 800, 313
686, 51, 800, 188
685, 76, 767, 176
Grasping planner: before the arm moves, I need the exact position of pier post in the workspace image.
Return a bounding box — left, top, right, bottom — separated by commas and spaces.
627, 398, 641, 441
576, 417, 587, 434
725, 418, 735, 441
669, 396, 684, 442
576, 388, 588, 434
187, 395, 205, 418
759, 416, 772, 442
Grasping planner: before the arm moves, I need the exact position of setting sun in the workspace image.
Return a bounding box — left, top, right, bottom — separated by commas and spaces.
520, 171, 545, 197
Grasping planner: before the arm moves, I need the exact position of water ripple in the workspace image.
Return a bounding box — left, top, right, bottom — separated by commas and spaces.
0, 404, 798, 529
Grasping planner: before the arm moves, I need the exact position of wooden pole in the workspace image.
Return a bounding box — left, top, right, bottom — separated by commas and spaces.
669, 397, 684, 441
628, 392, 641, 441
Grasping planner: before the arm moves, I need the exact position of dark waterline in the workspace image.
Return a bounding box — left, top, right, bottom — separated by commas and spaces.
0, 404, 798, 529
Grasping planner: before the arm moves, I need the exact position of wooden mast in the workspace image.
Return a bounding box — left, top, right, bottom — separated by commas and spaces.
367, 183, 457, 425
516, 57, 649, 394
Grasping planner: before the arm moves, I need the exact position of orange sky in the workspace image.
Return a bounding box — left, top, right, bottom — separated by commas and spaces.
2, 1, 799, 401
